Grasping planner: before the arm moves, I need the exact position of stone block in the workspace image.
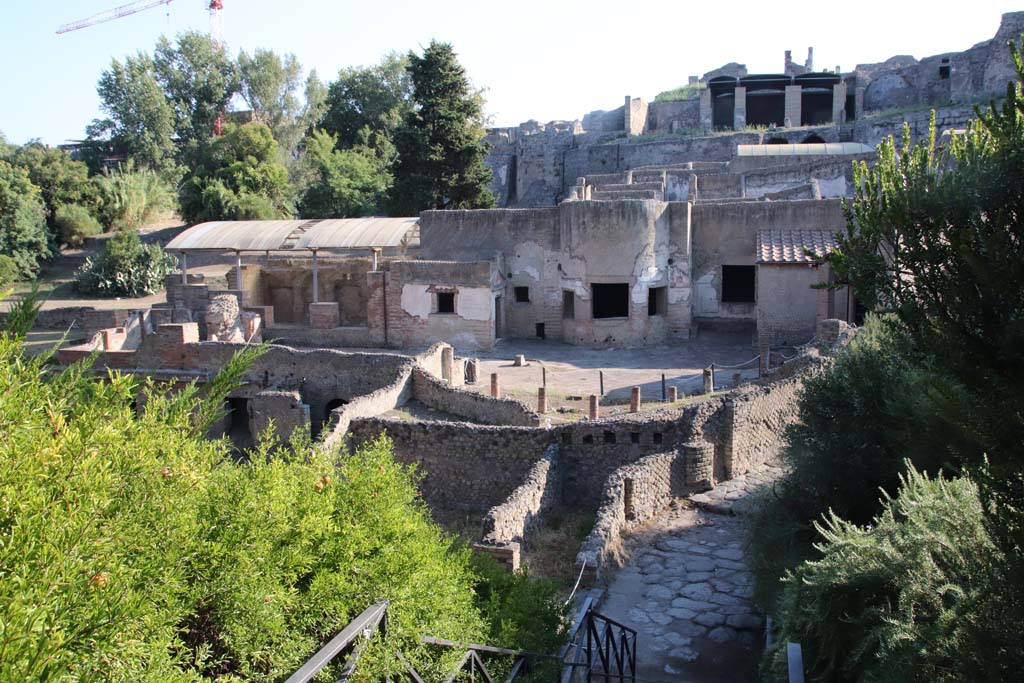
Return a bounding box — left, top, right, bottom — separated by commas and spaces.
309, 302, 340, 329
472, 541, 521, 572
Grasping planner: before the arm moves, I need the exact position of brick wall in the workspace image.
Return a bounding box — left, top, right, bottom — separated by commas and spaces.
480, 443, 561, 543
411, 367, 539, 426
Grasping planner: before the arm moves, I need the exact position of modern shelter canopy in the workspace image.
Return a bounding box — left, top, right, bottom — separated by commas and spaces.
165, 217, 420, 253
736, 142, 873, 157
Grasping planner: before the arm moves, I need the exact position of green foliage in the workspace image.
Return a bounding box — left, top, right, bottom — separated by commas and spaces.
653, 82, 706, 103
321, 52, 412, 151
389, 42, 494, 214
767, 468, 1011, 683
94, 164, 175, 231
0, 160, 50, 279
91, 52, 179, 175
54, 203, 104, 247
75, 228, 177, 298
180, 122, 293, 223
0, 329, 499, 681
0, 254, 20, 287
471, 554, 566, 654
0, 283, 42, 337
9, 143, 101, 231
296, 129, 392, 218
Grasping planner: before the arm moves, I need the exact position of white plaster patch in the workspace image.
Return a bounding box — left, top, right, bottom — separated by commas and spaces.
511, 241, 544, 281
456, 288, 492, 321
400, 284, 432, 319
448, 332, 483, 350
561, 277, 590, 300
817, 176, 847, 198
631, 265, 665, 304
696, 272, 718, 314
668, 286, 691, 305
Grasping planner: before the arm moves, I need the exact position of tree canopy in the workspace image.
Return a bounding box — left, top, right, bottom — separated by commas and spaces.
0, 160, 50, 279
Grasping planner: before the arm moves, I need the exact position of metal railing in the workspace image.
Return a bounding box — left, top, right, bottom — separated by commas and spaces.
559, 598, 637, 683
285, 600, 389, 683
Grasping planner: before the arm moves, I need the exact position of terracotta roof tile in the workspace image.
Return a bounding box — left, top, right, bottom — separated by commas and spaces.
757, 229, 839, 264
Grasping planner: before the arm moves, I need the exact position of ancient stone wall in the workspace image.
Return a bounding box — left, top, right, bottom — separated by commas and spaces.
411, 367, 539, 426
647, 100, 701, 133
480, 443, 561, 543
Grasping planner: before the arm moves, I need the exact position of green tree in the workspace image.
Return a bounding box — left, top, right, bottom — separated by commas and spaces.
296, 129, 391, 218
238, 48, 325, 159
10, 143, 101, 232
0, 160, 50, 279
154, 31, 239, 169
180, 121, 293, 223
91, 52, 178, 175
389, 42, 494, 214
321, 52, 412, 151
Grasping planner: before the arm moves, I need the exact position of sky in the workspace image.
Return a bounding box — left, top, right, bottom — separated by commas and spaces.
2, 0, 1022, 146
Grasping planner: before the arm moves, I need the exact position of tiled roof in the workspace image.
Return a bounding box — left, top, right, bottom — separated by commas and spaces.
757, 230, 839, 264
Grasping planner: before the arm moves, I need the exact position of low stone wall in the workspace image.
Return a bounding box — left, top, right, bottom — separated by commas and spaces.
321, 365, 413, 451
480, 443, 561, 544
575, 450, 690, 583
411, 367, 539, 426
347, 419, 553, 510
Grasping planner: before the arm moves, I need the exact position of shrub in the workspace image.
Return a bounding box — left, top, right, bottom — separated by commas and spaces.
0, 160, 50, 279
95, 164, 174, 231
766, 467, 1008, 683
75, 228, 177, 297
54, 203, 104, 246
0, 254, 20, 287
653, 82, 706, 103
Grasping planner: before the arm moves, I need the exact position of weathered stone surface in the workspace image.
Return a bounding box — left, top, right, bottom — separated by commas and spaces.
707, 626, 738, 643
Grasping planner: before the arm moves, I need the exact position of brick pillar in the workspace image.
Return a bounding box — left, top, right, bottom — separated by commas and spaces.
703, 367, 715, 394
681, 441, 715, 488
441, 346, 454, 383
785, 85, 802, 127
630, 386, 641, 413
733, 87, 747, 131
490, 373, 500, 398
759, 341, 771, 375
624, 477, 636, 520
732, 372, 742, 387
537, 387, 548, 414
832, 82, 847, 124
668, 386, 679, 402
588, 394, 600, 420
699, 87, 713, 132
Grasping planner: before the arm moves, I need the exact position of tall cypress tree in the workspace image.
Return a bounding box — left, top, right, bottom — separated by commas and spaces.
388, 41, 494, 214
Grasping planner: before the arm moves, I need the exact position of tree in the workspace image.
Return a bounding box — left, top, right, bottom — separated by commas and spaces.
389, 42, 494, 215
10, 143, 101, 232
321, 52, 412, 151
91, 52, 178, 175
296, 129, 391, 218
238, 48, 324, 160
0, 160, 50, 279
179, 121, 293, 223
153, 31, 239, 169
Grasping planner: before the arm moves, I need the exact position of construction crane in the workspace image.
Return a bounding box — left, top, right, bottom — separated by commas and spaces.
56, 0, 175, 35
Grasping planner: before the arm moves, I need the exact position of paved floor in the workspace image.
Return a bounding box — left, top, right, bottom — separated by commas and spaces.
598, 466, 784, 682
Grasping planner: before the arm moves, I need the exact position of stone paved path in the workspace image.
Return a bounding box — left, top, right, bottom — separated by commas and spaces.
598, 466, 785, 683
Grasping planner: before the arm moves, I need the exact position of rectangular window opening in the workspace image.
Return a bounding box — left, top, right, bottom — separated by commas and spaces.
535, 323, 546, 339
939, 64, 950, 79
436, 291, 455, 314
514, 286, 530, 303
562, 290, 575, 319
592, 283, 630, 319
582, 434, 594, 445
603, 430, 616, 444
652, 432, 663, 445
648, 286, 667, 316
721, 266, 756, 303
630, 432, 640, 444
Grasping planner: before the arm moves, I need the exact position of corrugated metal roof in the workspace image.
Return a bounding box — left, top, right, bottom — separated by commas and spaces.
293, 217, 419, 249
758, 229, 839, 263
737, 142, 874, 157
165, 218, 419, 252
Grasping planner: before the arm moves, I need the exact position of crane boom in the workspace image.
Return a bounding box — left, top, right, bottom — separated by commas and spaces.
57, 0, 174, 35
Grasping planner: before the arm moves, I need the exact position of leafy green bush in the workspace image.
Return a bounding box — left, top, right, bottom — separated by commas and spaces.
75, 228, 177, 297
766, 467, 1008, 683
54, 203, 104, 246
95, 164, 174, 231
0, 254, 20, 287
0, 331, 494, 681
296, 128, 392, 218
653, 82, 706, 103
10, 143, 101, 231
0, 160, 50, 279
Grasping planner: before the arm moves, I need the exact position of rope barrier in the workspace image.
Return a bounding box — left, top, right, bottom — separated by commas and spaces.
711, 355, 761, 370
564, 559, 587, 607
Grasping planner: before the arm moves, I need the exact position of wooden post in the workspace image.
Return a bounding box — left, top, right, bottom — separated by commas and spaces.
588, 394, 600, 420
537, 387, 547, 414
599, 371, 605, 396
630, 386, 641, 413
490, 373, 500, 398
661, 373, 666, 401
542, 366, 547, 388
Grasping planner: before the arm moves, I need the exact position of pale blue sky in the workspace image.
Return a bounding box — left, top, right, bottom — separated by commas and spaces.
2, 0, 1022, 145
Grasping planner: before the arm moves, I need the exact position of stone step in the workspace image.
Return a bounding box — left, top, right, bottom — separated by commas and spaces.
591, 189, 663, 201
592, 181, 664, 193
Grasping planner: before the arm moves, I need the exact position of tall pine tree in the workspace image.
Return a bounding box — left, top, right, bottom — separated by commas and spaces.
388, 42, 494, 214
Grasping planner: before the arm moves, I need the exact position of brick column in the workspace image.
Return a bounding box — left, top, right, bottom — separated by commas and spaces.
441, 346, 454, 383
668, 386, 679, 402
490, 373, 500, 399
785, 85, 802, 127
832, 82, 848, 124
733, 87, 747, 131
588, 394, 600, 420
681, 441, 715, 488
630, 386, 641, 413
537, 387, 548, 414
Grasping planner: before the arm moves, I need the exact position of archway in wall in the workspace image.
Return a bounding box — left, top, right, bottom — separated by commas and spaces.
225, 397, 253, 456
315, 398, 349, 440
708, 77, 738, 130
800, 90, 833, 125
746, 90, 785, 127
766, 137, 788, 144
801, 134, 826, 144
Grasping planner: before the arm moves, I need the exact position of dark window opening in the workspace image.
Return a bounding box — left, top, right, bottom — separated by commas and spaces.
939, 65, 950, 79
648, 286, 667, 316
535, 323, 545, 339
652, 432, 663, 445
721, 265, 756, 303
800, 91, 833, 125
562, 290, 575, 319
592, 283, 630, 319
436, 292, 455, 314
712, 93, 735, 130
845, 93, 856, 122
746, 91, 786, 127
603, 430, 616, 444
630, 432, 640, 444
514, 286, 530, 303
582, 434, 594, 445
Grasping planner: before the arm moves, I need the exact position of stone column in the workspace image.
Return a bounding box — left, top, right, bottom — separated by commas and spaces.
733, 87, 747, 131
785, 85, 802, 127
668, 386, 679, 402
759, 341, 771, 375
490, 373, 500, 399
588, 394, 600, 420
699, 88, 713, 132
832, 82, 848, 124
630, 386, 641, 413
441, 346, 454, 383
703, 367, 715, 394
681, 441, 715, 488
537, 386, 548, 414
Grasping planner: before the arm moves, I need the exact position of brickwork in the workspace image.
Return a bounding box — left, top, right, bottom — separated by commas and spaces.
249, 390, 310, 445
411, 367, 539, 426
480, 443, 561, 543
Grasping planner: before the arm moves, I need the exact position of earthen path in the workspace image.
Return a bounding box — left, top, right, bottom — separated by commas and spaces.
598, 466, 784, 682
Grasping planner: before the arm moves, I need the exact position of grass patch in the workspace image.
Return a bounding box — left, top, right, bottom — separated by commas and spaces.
522, 509, 595, 585
654, 82, 707, 103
